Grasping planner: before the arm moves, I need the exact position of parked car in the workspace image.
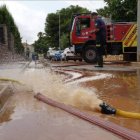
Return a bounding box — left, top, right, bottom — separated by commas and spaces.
61, 52, 66, 61
47, 48, 57, 60
53, 50, 63, 61
63, 48, 82, 61
49, 50, 64, 61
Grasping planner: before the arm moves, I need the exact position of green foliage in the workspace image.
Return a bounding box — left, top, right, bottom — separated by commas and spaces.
45, 13, 59, 48
0, 5, 23, 53
97, 0, 137, 22
60, 33, 69, 49
33, 32, 50, 53
34, 5, 90, 52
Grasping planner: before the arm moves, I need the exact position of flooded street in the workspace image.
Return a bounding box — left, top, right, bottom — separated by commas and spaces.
81, 70, 140, 132
1, 0, 140, 139
0, 60, 140, 140
56, 62, 140, 132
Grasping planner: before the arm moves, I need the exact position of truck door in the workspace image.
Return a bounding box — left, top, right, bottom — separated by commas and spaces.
75, 17, 93, 42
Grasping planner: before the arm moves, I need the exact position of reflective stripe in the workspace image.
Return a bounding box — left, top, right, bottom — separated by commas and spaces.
123, 24, 137, 47
96, 44, 100, 47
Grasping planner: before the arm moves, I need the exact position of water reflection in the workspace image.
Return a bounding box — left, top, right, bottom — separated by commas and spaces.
0, 106, 14, 124
0, 62, 140, 133
82, 71, 140, 132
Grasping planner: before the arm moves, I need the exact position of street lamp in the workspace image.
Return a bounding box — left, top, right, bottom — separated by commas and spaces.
59, 11, 61, 50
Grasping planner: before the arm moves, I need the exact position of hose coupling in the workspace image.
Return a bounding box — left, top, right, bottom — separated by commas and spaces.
99, 102, 116, 115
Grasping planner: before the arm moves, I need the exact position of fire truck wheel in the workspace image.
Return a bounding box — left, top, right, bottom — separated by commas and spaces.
83, 46, 97, 63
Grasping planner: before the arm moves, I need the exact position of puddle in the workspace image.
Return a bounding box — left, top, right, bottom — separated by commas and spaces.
0, 62, 123, 140
0, 92, 122, 140
0, 62, 103, 114
0, 61, 140, 133
81, 71, 140, 132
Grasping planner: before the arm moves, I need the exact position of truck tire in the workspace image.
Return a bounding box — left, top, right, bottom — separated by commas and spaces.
83, 45, 97, 63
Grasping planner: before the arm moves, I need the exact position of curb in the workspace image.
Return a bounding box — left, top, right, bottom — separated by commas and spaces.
0, 85, 13, 112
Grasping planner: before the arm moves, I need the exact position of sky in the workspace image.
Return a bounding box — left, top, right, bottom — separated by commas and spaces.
0, 0, 106, 44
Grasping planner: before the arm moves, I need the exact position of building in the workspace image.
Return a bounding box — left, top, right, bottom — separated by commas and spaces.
22, 42, 34, 60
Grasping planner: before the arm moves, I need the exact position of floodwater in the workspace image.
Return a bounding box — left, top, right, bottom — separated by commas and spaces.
51, 62, 140, 132
80, 70, 140, 132
0, 92, 122, 140
0, 61, 140, 140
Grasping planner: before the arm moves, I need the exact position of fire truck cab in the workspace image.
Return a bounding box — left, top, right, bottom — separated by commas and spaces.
70, 13, 137, 63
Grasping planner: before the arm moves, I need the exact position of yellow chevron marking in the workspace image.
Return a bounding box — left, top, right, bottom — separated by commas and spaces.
121, 24, 134, 41
129, 34, 137, 47
123, 24, 137, 47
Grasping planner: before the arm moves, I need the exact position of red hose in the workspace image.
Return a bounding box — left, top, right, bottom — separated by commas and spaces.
34, 93, 140, 140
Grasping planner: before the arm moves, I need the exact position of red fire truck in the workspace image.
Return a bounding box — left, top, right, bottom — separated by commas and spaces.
70, 13, 137, 63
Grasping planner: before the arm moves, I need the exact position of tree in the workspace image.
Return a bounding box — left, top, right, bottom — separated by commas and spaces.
44, 5, 90, 49
37, 32, 45, 38
0, 5, 23, 53
33, 34, 50, 54
60, 33, 69, 49
45, 13, 59, 48
97, 0, 137, 22
33, 5, 90, 53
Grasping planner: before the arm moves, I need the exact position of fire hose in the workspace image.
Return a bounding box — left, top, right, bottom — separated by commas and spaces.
0, 78, 22, 85
100, 102, 140, 119
0, 78, 22, 84
34, 93, 140, 140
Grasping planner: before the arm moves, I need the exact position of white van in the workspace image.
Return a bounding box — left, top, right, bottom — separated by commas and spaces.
63, 48, 82, 61
47, 48, 56, 59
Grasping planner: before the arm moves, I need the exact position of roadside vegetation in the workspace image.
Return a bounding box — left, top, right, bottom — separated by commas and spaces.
33, 5, 90, 53
97, 0, 137, 22
0, 5, 24, 53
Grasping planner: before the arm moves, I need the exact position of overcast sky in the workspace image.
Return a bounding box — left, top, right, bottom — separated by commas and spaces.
0, 0, 106, 44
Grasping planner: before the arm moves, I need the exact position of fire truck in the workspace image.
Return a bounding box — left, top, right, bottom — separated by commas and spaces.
70, 13, 137, 63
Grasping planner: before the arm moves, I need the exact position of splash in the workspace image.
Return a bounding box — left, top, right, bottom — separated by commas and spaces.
20, 68, 102, 111
68, 88, 102, 111
0, 64, 102, 111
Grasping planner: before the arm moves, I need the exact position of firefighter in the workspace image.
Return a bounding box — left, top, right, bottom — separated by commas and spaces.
91, 12, 106, 67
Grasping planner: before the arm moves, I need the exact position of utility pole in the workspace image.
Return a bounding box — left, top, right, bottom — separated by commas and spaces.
137, 0, 140, 61
59, 11, 61, 50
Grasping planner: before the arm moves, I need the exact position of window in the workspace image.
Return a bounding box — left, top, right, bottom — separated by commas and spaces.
76, 18, 90, 36
80, 18, 90, 30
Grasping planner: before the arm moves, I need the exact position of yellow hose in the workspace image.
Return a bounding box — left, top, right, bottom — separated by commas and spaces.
0, 78, 22, 85
116, 109, 140, 119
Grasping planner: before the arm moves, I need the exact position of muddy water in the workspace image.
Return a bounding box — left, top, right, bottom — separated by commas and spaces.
21, 63, 140, 132
0, 62, 123, 140
0, 92, 122, 140
81, 70, 140, 132
0, 62, 102, 111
